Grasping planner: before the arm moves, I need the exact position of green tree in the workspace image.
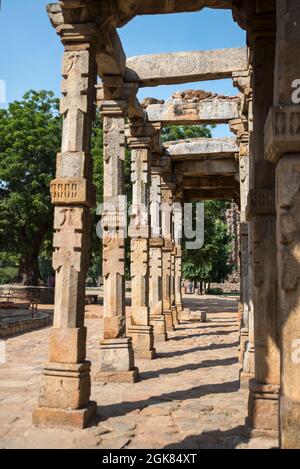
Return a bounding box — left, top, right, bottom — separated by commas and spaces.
182, 200, 233, 291
162, 126, 234, 289
0, 90, 61, 285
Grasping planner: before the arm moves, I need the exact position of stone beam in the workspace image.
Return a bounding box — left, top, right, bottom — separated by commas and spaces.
181, 176, 238, 190
117, 0, 232, 27
125, 47, 248, 87
144, 92, 241, 125
183, 188, 238, 201
174, 158, 238, 177
164, 137, 239, 160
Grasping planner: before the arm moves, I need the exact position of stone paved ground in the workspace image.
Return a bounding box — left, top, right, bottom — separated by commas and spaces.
0, 295, 277, 449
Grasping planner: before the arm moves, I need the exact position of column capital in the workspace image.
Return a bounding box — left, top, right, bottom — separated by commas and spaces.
98, 98, 127, 117
247, 13, 276, 40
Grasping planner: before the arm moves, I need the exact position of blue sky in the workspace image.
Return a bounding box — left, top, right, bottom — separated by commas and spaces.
0, 0, 246, 136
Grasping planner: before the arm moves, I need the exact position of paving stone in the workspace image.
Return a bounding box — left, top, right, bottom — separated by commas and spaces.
0, 297, 277, 449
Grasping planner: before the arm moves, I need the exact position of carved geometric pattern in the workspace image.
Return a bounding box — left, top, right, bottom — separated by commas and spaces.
103, 234, 125, 277
265, 106, 300, 163
131, 238, 148, 278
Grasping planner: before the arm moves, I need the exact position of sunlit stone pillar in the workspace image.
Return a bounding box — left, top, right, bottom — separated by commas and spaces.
95, 94, 138, 383
246, 14, 280, 436
265, 0, 300, 448
33, 33, 97, 428
173, 197, 184, 321
126, 123, 156, 359
149, 153, 167, 342
170, 245, 178, 327
161, 179, 175, 332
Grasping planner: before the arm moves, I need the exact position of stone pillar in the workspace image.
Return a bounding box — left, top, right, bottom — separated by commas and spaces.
174, 199, 184, 319
149, 155, 167, 342
126, 124, 156, 359
265, 1, 300, 449
95, 96, 138, 383
246, 15, 280, 436
33, 35, 97, 428
170, 245, 178, 327
161, 179, 175, 332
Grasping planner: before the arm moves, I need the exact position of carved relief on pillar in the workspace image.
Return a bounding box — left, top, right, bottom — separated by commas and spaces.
265, 106, 300, 163
129, 146, 151, 238
102, 233, 125, 279
52, 206, 90, 329
246, 189, 275, 220
61, 50, 96, 155
103, 115, 125, 164
277, 156, 300, 294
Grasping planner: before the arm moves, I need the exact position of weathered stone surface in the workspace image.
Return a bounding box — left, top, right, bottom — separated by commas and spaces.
145, 93, 240, 125
125, 47, 248, 86
174, 158, 238, 177
164, 137, 238, 160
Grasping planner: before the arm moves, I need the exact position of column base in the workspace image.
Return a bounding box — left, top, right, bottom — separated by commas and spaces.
280, 395, 300, 448
176, 304, 183, 324
163, 310, 174, 331
239, 327, 248, 364
240, 370, 254, 389
171, 306, 179, 327
33, 401, 97, 429
150, 315, 168, 342
248, 380, 279, 436
95, 367, 139, 384
180, 309, 206, 323
128, 325, 156, 359
95, 337, 139, 383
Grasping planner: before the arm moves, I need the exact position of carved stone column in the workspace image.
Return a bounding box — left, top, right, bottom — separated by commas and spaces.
95, 94, 138, 383
170, 245, 178, 327
126, 123, 156, 359
149, 155, 167, 342
33, 30, 97, 428
161, 178, 175, 332
173, 197, 184, 321
265, 1, 300, 449
246, 14, 280, 436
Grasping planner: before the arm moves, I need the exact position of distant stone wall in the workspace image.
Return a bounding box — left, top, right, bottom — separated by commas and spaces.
0, 286, 54, 304
210, 282, 240, 293
0, 313, 51, 338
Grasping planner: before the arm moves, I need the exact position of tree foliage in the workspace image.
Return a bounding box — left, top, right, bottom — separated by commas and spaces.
0, 90, 61, 285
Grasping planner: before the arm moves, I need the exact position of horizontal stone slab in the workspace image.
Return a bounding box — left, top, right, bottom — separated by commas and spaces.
174, 158, 238, 177
181, 176, 238, 190
164, 137, 239, 160
125, 47, 248, 86
145, 93, 240, 124
117, 1, 232, 27
183, 188, 238, 201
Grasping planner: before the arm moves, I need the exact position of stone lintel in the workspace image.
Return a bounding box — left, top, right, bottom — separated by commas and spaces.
174, 159, 238, 177
183, 188, 237, 201
145, 95, 240, 125
164, 137, 239, 160
125, 47, 248, 87
265, 106, 300, 163
181, 176, 237, 190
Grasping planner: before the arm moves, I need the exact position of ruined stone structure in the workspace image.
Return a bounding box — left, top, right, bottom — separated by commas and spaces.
31, 0, 300, 449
